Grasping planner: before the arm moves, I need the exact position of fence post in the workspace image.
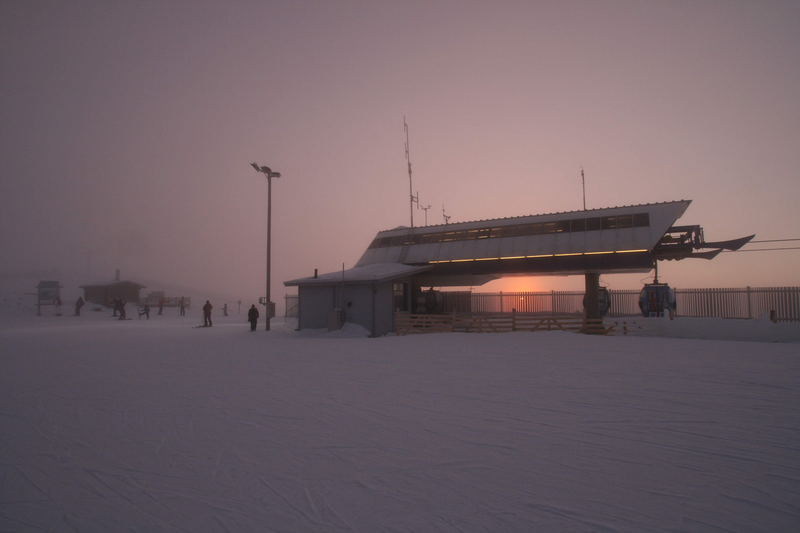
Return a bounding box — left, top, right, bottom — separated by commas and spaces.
746, 286, 752, 319
499, 291, 503, 313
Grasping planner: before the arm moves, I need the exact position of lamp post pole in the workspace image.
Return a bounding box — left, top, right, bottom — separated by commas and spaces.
251, 162, 281, 331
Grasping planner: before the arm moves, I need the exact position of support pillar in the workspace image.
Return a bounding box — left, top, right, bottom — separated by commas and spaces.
584, 272, 601, 320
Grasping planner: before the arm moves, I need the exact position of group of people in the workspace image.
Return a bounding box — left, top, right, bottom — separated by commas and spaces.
111, 298, 127, 320
202, 300, 261, 331
73, 295, 262, 331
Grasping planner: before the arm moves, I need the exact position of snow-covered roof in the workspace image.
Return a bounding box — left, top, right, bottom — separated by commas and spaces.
284, 263, 433, 287
377, 200, 691, 234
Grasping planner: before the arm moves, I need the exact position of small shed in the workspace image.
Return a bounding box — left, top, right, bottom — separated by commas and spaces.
81, 280, 146, 306
284, 263, 433, 336
36, 280, 62, 316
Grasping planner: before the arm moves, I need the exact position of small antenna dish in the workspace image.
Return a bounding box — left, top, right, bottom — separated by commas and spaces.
419, 202, 432, 226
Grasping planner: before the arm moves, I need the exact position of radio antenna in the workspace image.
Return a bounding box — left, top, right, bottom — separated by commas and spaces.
420, 202, 432, 226
404, 116, 417, 228
442, 204, 451, 225
580, 166, 586, 210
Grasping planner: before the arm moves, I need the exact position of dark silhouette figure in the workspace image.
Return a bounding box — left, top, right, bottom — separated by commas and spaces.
118, 300, 127, 320
179, 297, 186, 316
74, 297, 85, 316
139, 304, 150, 319
223, 303, 228, 317
247, 304, 259, 331
202, 300, 213, 327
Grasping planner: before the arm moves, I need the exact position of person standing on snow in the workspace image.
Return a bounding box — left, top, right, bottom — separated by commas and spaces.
74, 296, 85, 316
202, 300, 213, 327
247, 304, 259, 331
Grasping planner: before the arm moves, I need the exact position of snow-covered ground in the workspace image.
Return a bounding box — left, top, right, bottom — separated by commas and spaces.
1, 306, 799, 532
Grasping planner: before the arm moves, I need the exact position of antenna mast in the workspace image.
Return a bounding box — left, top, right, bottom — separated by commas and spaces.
442, 204, 451, 225
404, 116, 417, 228
580, 167, 586, 210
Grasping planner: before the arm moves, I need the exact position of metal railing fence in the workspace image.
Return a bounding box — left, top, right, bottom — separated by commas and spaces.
440, 287, 800, 321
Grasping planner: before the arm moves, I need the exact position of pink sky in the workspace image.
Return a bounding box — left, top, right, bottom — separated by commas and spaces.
2, 0, 798, 302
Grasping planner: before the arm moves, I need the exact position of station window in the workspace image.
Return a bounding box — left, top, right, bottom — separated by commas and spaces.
602, 215, 633, 229
570, 219, 586, 232
585, 217, 601, 231
393, 283, 408, 311
369, 211, 651, 248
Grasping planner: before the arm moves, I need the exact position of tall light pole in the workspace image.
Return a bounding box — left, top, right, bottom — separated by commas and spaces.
251, 162, 282, 331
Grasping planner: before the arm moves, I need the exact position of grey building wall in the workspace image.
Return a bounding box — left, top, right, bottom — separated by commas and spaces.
297, 281, 397, 336
373, 283, 395, 336
339, 284, 373, 333
298, 285, 336, 330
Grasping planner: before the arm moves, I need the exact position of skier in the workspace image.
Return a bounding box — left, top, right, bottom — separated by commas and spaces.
202, 300, 213, 327
74, 296, 85, 316
223, 303, 228, 317
118, 300, 127, 320
158, 298, 164, 315
179, 297, 186, 316
247, 304, 259, 331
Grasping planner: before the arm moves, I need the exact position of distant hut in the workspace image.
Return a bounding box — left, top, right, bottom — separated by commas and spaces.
80, 280, 146, 306
36, 280, 62, 316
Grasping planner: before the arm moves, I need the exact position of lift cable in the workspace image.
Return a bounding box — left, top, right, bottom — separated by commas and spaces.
722, 247, 800, 253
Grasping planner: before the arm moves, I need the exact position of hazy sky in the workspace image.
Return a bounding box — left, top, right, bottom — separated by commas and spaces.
2, 0, 799, 302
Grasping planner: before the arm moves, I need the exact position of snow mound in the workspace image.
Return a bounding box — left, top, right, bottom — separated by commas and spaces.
292, 321, 372, 338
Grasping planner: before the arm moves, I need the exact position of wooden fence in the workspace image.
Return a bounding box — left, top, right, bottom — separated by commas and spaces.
141, 295, 192, 308
395, 312, 611, 335
440, 287, 800, 322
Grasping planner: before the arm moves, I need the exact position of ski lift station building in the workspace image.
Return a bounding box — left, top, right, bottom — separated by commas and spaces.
285, 200, 752, 336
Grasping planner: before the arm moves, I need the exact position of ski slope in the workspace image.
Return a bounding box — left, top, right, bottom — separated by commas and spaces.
1, 309, 799, 532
